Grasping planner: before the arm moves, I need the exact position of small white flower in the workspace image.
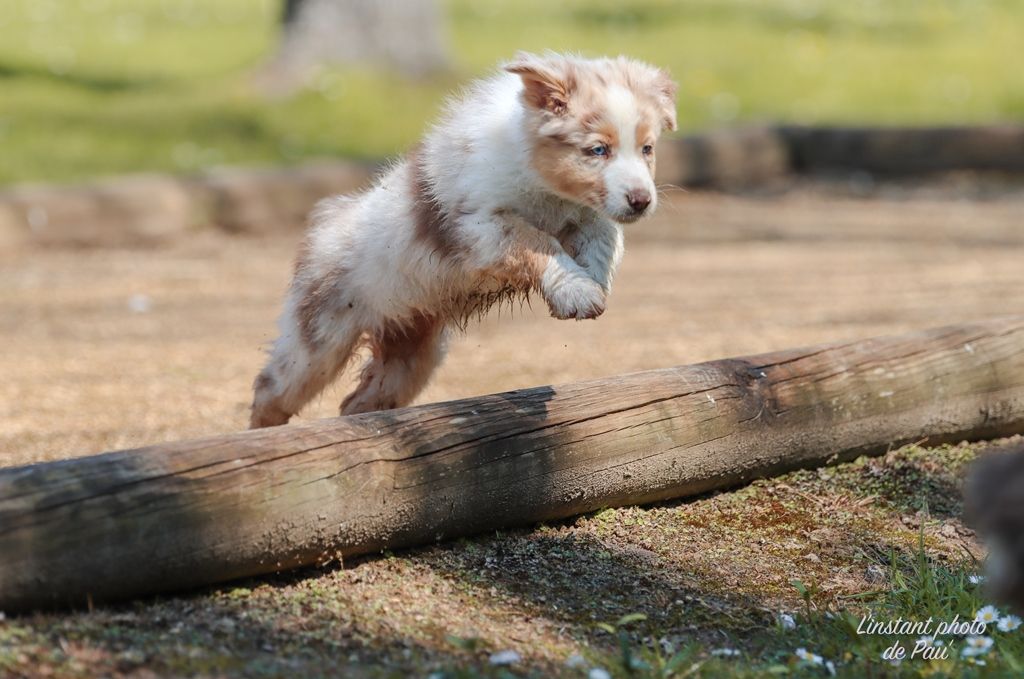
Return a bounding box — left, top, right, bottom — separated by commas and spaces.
974, 606, 999, 626
967, 635, 994, 651
998, 615, 1022, 632
489, 650, 521, 666
588, 669, 612, 679
825, 659, 836, 676
711, 648, 740, 657
965, 657, 987, 666
917, 634, 943, 648
565, 653, 587, 668
969, 574, 986, 585
975, 605, 1000, 625
961, 636, 994, 657
795, 648, 823, 665
779, 613, 796, 630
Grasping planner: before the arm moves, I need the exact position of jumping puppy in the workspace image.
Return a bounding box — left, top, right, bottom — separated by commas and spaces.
250, 52, 677, 428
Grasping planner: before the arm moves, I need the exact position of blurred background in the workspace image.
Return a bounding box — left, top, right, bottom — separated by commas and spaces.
3, 1, 1024, 465
1, 0, 1021, 185
4, 5, 1024, 676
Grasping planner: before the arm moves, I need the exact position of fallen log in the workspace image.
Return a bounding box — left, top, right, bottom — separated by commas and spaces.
3, 316, 1024, 612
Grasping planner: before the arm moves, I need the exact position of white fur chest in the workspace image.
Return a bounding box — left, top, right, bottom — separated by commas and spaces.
503, 190, 590, 236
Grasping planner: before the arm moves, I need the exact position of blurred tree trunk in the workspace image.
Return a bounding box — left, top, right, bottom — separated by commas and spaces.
257, 0, 449, 94
281, 0, 304, 26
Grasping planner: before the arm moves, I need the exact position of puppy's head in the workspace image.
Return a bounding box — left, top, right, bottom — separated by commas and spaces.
505, 52, 677, 224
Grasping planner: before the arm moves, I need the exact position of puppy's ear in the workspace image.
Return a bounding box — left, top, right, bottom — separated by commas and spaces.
652, 68, 678, 132
505, 52, 575, 115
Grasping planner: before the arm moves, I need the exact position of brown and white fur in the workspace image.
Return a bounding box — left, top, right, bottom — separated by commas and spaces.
250, 52, 677, 428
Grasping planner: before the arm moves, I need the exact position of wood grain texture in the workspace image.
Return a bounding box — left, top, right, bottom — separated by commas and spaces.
3, 317, 1024, 611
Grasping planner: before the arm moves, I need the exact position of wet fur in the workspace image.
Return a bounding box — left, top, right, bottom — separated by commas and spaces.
250, 52, 677, 428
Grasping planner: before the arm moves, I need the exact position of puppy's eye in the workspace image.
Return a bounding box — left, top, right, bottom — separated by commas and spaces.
642, 144, 654, 156
587, 144, 610, 157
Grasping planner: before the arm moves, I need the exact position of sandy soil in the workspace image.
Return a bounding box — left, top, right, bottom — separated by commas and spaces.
2, 176, 1023, 468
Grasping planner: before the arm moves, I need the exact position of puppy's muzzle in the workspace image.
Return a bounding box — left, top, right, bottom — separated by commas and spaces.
626, 188, 652, 215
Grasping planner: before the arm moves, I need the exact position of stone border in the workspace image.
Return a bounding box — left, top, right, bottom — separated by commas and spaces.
779, 125, 1024, 175
0, 161, 378, 249
657, 124, 1024, 189
2, 125, 1022, 248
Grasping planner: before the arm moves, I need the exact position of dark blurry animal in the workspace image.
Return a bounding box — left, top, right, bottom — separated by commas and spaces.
966, 442, 1024, 612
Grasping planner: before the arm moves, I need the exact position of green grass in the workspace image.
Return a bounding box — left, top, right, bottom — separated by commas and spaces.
430, 542, 1022, 678
1, 0, 1022, 184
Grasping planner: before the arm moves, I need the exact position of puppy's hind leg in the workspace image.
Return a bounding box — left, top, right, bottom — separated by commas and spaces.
250, 284, 363, 429
340, 313, 448, 415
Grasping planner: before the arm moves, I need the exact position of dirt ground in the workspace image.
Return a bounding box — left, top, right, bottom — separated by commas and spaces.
3, 174, 1024, 467
2, 174, 1024, 676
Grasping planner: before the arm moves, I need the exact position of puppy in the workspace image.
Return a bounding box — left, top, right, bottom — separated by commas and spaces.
250, 51, 677, 428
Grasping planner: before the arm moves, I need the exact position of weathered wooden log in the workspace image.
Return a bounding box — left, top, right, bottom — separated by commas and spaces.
3, 317, 1024, 612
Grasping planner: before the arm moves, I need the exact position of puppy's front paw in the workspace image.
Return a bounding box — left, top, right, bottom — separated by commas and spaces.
545, 275, 607, 320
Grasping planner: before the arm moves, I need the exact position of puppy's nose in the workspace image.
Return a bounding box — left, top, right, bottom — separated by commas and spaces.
626, 189, 651, 214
